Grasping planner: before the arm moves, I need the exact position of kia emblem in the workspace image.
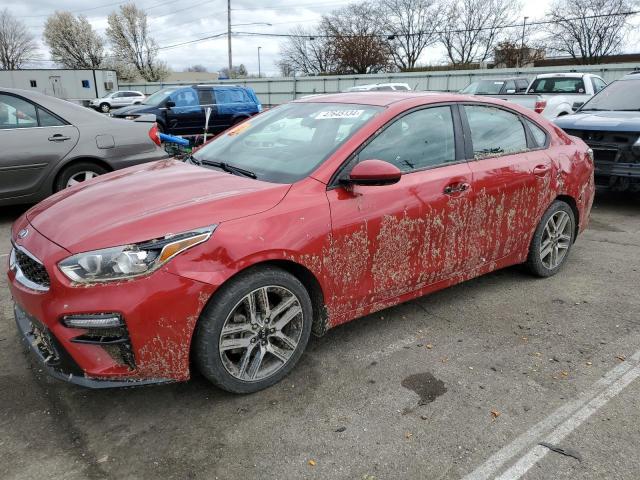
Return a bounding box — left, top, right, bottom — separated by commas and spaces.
17, 228, 29, 239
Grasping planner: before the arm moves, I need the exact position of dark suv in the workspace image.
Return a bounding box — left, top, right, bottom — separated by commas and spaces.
555, 72, 640, 191
112, 85, 262, 136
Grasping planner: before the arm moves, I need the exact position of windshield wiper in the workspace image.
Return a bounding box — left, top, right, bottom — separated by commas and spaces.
579, 108, 610, 111
196, 158, 257, 179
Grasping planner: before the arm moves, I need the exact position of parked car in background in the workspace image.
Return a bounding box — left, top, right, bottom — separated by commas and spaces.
90, 90, 146, 113
471, 73, 607, 119
555, 72, 640, 191
346, 83, 412, 92
460, 77, 529, 95
0, 88, 166, 206
8, 92, 594, 393
111, 85, 262, 136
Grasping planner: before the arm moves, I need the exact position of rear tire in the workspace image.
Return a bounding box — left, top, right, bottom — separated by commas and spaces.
54, 162, 108, 192
526, 200, 576, 277
194, 267, 313, 394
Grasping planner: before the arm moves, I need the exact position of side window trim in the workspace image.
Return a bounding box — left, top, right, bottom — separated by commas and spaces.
328, 102, 466, 188
522, 118, 550, 150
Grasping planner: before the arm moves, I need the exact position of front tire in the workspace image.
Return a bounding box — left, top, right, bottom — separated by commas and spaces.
99, 102, 110, 113
194, 267, 313, 394
526, 200, 576, 277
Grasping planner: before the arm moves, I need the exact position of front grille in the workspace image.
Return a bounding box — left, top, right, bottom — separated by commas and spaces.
15, 248, 50, 289
564, 129, 638, 145
593, 149, 618, 162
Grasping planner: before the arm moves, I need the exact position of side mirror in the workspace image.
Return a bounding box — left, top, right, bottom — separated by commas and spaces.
572, 101, 584, 111
165, 100, 176, 109
505, 89, 516, 94
346, 159, 402, 186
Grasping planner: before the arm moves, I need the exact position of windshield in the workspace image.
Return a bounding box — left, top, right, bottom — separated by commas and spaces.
193, 102, 382, 183
529, 77, 585, 94
461, 80, 505, 94
580, 80, 640, 111
143, 88, 178, 106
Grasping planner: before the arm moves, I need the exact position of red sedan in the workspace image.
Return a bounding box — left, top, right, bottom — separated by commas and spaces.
7, 93, 595, 393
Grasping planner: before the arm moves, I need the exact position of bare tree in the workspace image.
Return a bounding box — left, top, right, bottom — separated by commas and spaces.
279, 26, 337, 76
106, 3, 169, 81
277, 59, 295, 77
439, 0, 520, 65
0, 8, 38, 69
380, 0, 442, 71
321, 2, 391, 74
43, 12, 104, 68
220, 64, 247, 79
184, 64, 208, 72
546, 0, 635, 64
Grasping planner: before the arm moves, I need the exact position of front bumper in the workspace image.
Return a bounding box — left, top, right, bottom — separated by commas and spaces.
8, 218, 217, 387
14, 303, 172, 388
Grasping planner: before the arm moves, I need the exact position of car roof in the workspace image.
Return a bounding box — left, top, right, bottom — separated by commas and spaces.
622, 71, 640, 80
2, 87, 111, 123
295, 91, 476, 107
475, 77, 528, 81
535, 73, 592, 79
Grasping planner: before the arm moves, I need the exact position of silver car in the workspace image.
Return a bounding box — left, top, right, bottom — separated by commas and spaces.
90, 90, 146, 113
0, 88, 167, 207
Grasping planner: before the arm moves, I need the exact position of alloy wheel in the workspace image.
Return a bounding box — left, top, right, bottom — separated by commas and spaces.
66, 171, 99, 188
539, 210, 572, 269
218, 286, 304, 382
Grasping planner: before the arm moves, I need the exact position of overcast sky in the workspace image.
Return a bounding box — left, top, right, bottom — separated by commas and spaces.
4, 0, 631, 76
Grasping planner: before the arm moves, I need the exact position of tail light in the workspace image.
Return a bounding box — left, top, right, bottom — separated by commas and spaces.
148, 123, 161, 146
534, 100, 547, 114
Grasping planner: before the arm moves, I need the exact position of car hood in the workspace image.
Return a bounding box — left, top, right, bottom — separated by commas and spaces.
27, 159, 290, 253
115, 104, 157, 115
554, 111, 640, 132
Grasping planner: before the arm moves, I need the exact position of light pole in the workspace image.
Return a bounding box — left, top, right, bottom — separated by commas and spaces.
257, 46, 262, 78
518, 16, 529, 68
225, 0, 271, 77
227, 0, 232, 73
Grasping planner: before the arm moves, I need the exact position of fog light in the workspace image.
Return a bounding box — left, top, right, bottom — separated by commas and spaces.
62, 313, 123, 329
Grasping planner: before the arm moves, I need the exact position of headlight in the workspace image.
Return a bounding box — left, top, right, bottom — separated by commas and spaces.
632, 137, 640, 156
58, 226, 216, 283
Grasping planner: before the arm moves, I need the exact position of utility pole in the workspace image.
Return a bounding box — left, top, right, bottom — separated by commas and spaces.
227, 0, 232, 74
258, 46, 262, 78
518, 16, 528, 68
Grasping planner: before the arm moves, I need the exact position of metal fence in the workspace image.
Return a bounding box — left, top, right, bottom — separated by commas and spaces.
121, 62, 640, 106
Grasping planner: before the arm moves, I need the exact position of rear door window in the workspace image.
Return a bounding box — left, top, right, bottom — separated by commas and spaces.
464, 105, 528, 159
197, 88, 216, 107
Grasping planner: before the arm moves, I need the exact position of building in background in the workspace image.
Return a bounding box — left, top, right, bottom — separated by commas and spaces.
0, 69, 118, 105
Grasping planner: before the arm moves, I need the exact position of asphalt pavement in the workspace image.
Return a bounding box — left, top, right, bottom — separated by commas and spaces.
1, 190, 639, 480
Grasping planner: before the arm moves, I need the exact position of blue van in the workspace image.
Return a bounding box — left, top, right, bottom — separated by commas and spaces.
112, 85, 262, 136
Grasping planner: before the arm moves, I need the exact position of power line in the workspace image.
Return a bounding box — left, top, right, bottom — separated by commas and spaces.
233, 10, 640, 39
18, 0, 184, 19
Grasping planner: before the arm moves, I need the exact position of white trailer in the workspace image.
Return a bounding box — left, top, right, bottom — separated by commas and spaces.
0, 69, 118, 105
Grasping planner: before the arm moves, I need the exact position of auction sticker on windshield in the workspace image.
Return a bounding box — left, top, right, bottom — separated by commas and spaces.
315, 110, 364, 119
227, 122, 252, 136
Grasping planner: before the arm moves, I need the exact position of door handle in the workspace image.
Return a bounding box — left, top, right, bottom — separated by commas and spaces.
444, 182, 470, 195
532, 164, 551, 176
48, 134, 71, 142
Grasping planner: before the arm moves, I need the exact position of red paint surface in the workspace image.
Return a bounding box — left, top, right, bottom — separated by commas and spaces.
7, 92, 595, 383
